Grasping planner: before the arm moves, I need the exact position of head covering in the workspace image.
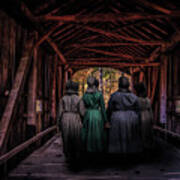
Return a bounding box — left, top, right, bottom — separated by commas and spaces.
86, 76, 96, 93
134, 82, 147, 98
94, 78, 99, 88
71, 81, 79, 94
65, 80, 79, 94
118, 75, 130, 92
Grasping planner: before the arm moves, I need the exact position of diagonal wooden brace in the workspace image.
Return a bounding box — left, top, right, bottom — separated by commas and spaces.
0, 39, 34, 154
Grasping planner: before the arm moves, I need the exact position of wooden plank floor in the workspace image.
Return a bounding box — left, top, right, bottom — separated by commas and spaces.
7, 134, 180, 180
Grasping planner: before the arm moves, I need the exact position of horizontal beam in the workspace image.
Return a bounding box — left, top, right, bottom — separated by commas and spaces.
67, 57, 140, 62
67, 61, 160, 67
70, 42, 162, 48
0, 126, 56, 165
43, 13, 180, 22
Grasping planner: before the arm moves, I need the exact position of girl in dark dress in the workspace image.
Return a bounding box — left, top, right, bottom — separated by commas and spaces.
107, 76, 142, 154
134, 82, 154, 151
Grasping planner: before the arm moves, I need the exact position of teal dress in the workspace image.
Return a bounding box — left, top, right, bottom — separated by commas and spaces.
81, 91, 107, 153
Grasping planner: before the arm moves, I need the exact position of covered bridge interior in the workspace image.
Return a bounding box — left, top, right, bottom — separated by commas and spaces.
1, 0, 180, 179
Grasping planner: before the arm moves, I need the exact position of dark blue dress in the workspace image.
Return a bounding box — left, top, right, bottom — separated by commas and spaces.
107, 91, 142, 154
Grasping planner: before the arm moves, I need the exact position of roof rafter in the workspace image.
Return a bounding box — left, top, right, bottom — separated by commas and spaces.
84, 26, 166, 44
43, 13, 180, 22
70, 42, 160, 48
35, 22, 63, 47
80, 47, 144, 60
136, 0, 172, 14
21, 2, 67, 64
67, 61, 160, 67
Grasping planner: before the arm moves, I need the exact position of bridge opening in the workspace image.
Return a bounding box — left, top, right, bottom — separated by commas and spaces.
72, 67, 131, 105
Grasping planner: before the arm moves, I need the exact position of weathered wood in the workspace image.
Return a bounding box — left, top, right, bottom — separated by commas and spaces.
0, 126, 56, 165
21, 2, 67, 65
68, 61, 160, 67
149, 47, 161, 62
35, 23, 63, 47
57, 66, 62, 99
149, 23, 168, 35
68, 57, 142, 62
139, 71, 144, 82
159, 54, 168, 123
46, 38, 66, 64
27, 35, 38, 127
63, 70, 68, 95
153, 125, 180, 139
150, 67, 159, 104
140, 26, 162, 39
51, 55, 57, 121
136, 0, 171, 14
84, 26, 166, 44
43, 13, 180, 22
70, 42, 161, 48
147, 67, 151, 98
0, 38, 34, 153
81, 47, 138, 60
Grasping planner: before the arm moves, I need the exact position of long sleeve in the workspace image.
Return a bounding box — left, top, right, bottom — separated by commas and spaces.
100, 93, 108, 123
57, 99, 64, 129
78, 98, 86, 119
106, 94, 113, 121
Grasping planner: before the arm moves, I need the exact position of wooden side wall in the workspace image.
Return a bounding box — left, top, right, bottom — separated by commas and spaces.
0, 11, 29, 119
0, 10, 62, 156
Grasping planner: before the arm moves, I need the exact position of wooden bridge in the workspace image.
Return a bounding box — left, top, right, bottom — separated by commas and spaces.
0, 0, 180, 179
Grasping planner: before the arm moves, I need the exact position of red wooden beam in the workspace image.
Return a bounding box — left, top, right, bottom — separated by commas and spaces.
68, 57, 133, 62
21, 2, 67, 65
125, 26, 152, 40
55, 26, 80, 42
47, 38, 66, 64
68, 61, 160, 67
0, 126, 56, 165
43, 13, 180, 22
136, 0, 171, 14
52, 24, 73, 38
149, 23, 168, 35
84, 26, 165, 44
81, 47, 140, 60
60, 29, 86, 44
140, 26, 162, 39
70, 42, 161, 48
35, 22, 63, 47
0, 39, 34, 153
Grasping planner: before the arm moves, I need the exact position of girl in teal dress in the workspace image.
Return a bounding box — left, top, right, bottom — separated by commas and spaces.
80, 77, 107, 153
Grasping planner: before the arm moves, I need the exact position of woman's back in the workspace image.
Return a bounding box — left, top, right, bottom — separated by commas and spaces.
81, 89, 107, 152
62, 94, 80, 113
83, 91, 102, 109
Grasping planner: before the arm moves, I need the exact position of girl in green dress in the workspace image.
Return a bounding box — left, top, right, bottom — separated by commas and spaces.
81, 77, 108, 153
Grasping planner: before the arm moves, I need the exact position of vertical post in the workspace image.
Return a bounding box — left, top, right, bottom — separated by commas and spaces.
63, 68, 68, 95
57, 66, 62, 99
51, 55, 57, 124
159, 54, 168, 124
147, 67, 151, 98
27, 39, 38, 135
139, 70, 144, 82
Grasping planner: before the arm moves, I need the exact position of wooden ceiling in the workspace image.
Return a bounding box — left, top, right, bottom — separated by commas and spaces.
2, 0, 180, 72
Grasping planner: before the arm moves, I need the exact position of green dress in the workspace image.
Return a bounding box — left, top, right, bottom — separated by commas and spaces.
81, 91, 107, 153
